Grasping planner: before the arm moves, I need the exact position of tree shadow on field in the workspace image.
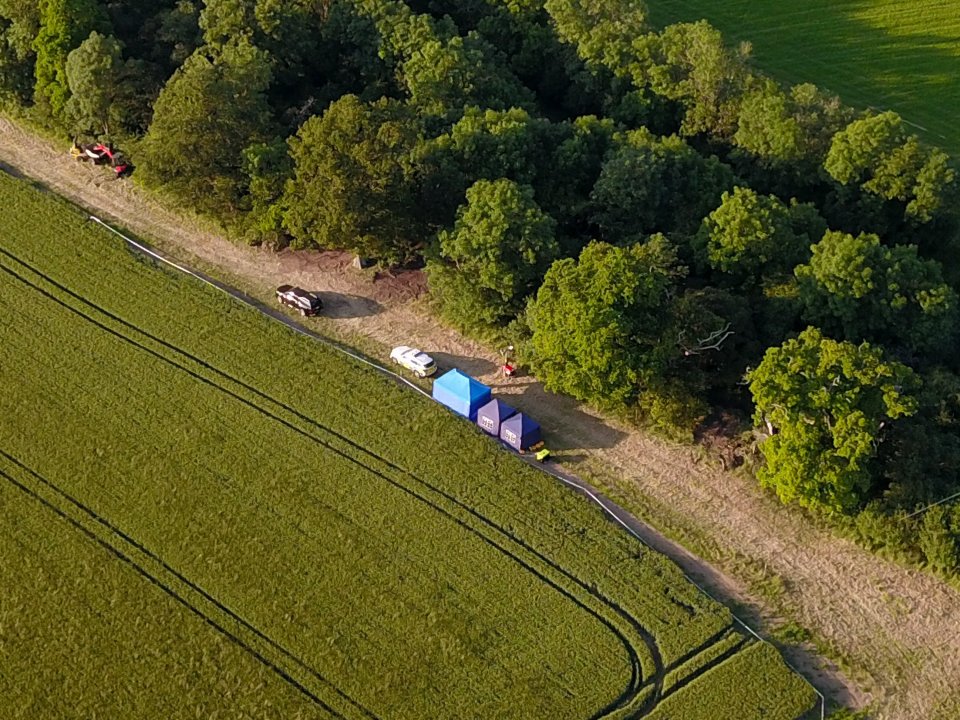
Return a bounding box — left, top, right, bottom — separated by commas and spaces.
313, 291, 383, 319
0, 161, 26, 180
427, 351, 498, 377
493, 379, 629, 456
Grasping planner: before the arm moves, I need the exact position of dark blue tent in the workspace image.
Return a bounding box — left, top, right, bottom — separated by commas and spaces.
432, 369, 492, 420
476, 398, 517, 436
499, 412, 541, 451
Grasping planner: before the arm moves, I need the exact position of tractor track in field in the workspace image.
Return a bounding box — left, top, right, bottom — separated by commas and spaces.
0, 245, 751, 719
0, 453, 358, 720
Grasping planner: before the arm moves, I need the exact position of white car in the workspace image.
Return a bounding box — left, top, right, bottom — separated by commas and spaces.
390, 346, 437, 377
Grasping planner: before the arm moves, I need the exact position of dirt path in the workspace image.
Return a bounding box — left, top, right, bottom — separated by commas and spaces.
4, 117, 960, 719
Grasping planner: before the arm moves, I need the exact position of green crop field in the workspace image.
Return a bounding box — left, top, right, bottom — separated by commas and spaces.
0, 171, 814, 718
648, 0, 960, 156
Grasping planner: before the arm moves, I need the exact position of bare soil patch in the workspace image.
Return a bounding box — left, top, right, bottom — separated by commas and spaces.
3, 116, 959, 719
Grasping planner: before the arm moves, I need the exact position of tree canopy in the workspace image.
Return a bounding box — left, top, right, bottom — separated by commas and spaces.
526, 237, 681, 408
428, 178, 559, 327
826, 111, 956, 223
139, 40, 274, 214
796, 230, 959, 359
748, 327, 918, 514
282, 94, 427, 262
591, 128, 736, 241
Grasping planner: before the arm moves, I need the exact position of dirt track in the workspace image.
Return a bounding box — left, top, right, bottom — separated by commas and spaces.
3, 117, 959, 719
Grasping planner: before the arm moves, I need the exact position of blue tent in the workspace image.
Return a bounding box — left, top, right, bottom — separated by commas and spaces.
476, 398, 517, 436
499, 412, 542, 451
432, 369, 492, 420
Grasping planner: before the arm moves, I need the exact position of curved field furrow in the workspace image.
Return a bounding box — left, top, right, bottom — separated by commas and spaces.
0, 456, 357, 719
0, 242, 766, 718
0, 250, 664, 718
0, 170, 815, 720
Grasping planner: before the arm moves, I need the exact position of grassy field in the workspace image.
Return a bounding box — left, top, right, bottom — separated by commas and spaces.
0, 171, 814, 718
647, 0, 960, 156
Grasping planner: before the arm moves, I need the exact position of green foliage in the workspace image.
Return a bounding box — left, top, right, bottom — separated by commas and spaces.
918, 504, 960, 576
636, 20, 754, 138
428, 109, 615, 244
151, 0, 202, 69
401, 31, 534, 115
851, 502, 915, 556
241, 136, 291, 245
63, 31, 122, 135
428, 178, 558, 327
429, 105, 553, 190
748, 327, 919, 514
543, 0, 648, 76
734, 81, 850, 169
796, 231, 959, 359
0, 0, 40, 102
32, 0, 110, 118
537, 114, 617, 245
282, 94, 426, 263
199, 0, 332, 90
527, 236, 681, 408
591, 128, 736, 241
695, 186, 822, 284
826, 111, 956, 222
139, 40, 274, 214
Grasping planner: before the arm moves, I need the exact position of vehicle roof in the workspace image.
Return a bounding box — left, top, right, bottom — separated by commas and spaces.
277, 284, 294, 292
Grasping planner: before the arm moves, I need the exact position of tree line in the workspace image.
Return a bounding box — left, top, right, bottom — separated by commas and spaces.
2, 0, 958, 574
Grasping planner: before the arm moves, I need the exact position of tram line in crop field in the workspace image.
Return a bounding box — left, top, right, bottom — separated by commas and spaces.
0, 171, 815, 719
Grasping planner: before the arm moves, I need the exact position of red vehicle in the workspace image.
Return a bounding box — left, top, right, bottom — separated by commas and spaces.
71, 141, 132, 177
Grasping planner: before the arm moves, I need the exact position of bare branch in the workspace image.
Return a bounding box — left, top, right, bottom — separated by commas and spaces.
678, 323, 734, 356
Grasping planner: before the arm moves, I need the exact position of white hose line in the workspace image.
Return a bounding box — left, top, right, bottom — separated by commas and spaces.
89, 213, 826, 719
88, 215, 432, 401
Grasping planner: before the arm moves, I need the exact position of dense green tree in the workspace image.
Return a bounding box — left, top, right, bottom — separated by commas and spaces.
102, 0, 177, 59
0, 0, 40, 101
543, 0, 648, 78
282, 94, 427, 263
825, 111, 956, 223
402, 31, 533, 115
33, 0, 110, 117
536, 114, 616, 245
796, 231, 959, 359
694, 186, 824, 284
427, 178, 558, 327
526, 236, 681, 408
139, 40, 274, 213
241, 136, 291, 245
475, 0, 586, 112
430, 106, 553, 189
635, 20, 754, 138
734, 81, 849, 170
426, 109, 616, 247
591, 128, 735, 241
879, 368, 960, 508
199, 0, 332, 87
63, 31, 122, 134
150, 0, 202, 69
748, 327, 919, 514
